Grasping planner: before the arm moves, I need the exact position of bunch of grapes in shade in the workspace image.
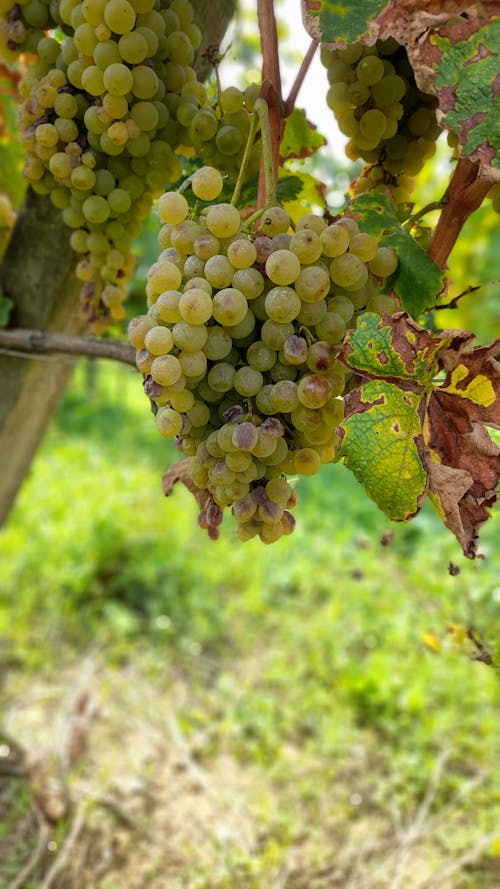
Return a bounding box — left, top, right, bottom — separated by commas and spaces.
1, 0, 261, 329
321, 38, 441, 206
129, 165, 399, 543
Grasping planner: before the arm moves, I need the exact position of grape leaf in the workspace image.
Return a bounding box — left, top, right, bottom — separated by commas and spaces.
276, 174, 308, 205
338, 380, 428, 520
425, 341, 500, 558
341, 311, 450, 388
162, 457, 210, 512
303, 0, 387, 45
338, 312, 500, 556
415, 16, 500, 179
280, 108, 326, 162
348, 193, 445, 316
280, 168, 327, 223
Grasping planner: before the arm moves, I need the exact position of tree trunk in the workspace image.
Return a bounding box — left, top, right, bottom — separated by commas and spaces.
0, 0, 236, 527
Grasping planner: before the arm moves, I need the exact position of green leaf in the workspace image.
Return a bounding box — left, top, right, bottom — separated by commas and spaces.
276, 174, 306, 204
338, 380, 427, 521
430, 19, 500, 174
280, 168, 327, 223
305, 0, 386, 44
0, 295, 13, 327
280, 108, 326, 162
348, 193, 444, 316
340, 312, 450, 389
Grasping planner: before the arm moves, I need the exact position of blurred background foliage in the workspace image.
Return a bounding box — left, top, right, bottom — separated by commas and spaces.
0, 3, 499, 884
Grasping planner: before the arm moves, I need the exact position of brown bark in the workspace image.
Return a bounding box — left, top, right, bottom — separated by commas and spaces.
0, 329, 136, 365
0, 0, 236, 527
428, 158, 492, 269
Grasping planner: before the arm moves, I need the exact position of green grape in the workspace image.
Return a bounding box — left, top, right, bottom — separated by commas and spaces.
349, 232, 379, 262
224, 308, 255, 340
215, 125, 243, 156
260, 319, 294, 349
156, 406, 183, 438
212, 287, 248, 326
265, 286, 301, 324
206, 203, 241, 239
356, 54, 385, 85
289, 229, 322, 264
207, 363, 236, 393
179, 349, 207, 377
157, 192, 189, 225
103, 62, 133, 96
178, 288, 213, 324
172, 320, 208, 352
315, 312, 346, 345
203, 326, 232, 360
259, 206, 291, 237
296, 299, 328, 326
233, 366, 263, 397
204, 254, 234, 288
293, 448, 321, 476
227, 238, 257, 269
294, 265, 330, 303
104, 0, 136, 35
144, 325, 174, 355
191, 165, 224, 201
297, 374, 332, 409
232, 268, 264, 300
118, 31, 148, 64
330, 253, 366, 288
327, 295, 355, 323
150, 354, 183, 386
265, 249, 301, 286
246, 340, 276, 372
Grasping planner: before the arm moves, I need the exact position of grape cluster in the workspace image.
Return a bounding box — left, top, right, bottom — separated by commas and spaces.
2, 0, 262, 329
186, 82, 262, 182
129, 167, 399, 543
15, 0, 207, 329
0, 0, 57, 60
321, 39, 441, 205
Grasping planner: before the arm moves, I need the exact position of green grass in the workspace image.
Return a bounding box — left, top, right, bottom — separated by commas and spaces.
0, 359, 499, 886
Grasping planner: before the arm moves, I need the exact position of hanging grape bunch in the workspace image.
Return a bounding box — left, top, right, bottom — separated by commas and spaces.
321, 38, 441, 205
1, 0, 261, 330
129, 92, 399, 543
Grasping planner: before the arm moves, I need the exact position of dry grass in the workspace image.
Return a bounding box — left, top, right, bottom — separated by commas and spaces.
1, 651, 498, 888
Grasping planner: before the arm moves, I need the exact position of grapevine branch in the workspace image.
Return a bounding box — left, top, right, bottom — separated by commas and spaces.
284, 39, 319, 114
256, 0, 283, 209
0, 328, 136, 366
428, 158, 492, 269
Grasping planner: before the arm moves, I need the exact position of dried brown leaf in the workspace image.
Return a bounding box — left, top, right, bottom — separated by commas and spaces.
162, 458, 210, 512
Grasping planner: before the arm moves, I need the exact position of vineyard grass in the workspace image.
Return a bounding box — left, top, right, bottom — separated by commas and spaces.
0, 359, 499, 885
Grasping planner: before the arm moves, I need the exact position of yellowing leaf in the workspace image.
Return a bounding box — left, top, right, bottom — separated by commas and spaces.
338, 380, 427, 521
421, 632, 441, 653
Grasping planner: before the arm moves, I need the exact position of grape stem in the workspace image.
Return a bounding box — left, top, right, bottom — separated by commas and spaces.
230, 107, 260, 208
233, 99, 276, 224
0, 328, 136, 366
254, 98, 276, 207
403, 199, 445, 230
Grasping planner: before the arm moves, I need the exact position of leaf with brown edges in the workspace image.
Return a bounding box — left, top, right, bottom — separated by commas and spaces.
426, 341, 500, 558
339, 312, 500, 557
